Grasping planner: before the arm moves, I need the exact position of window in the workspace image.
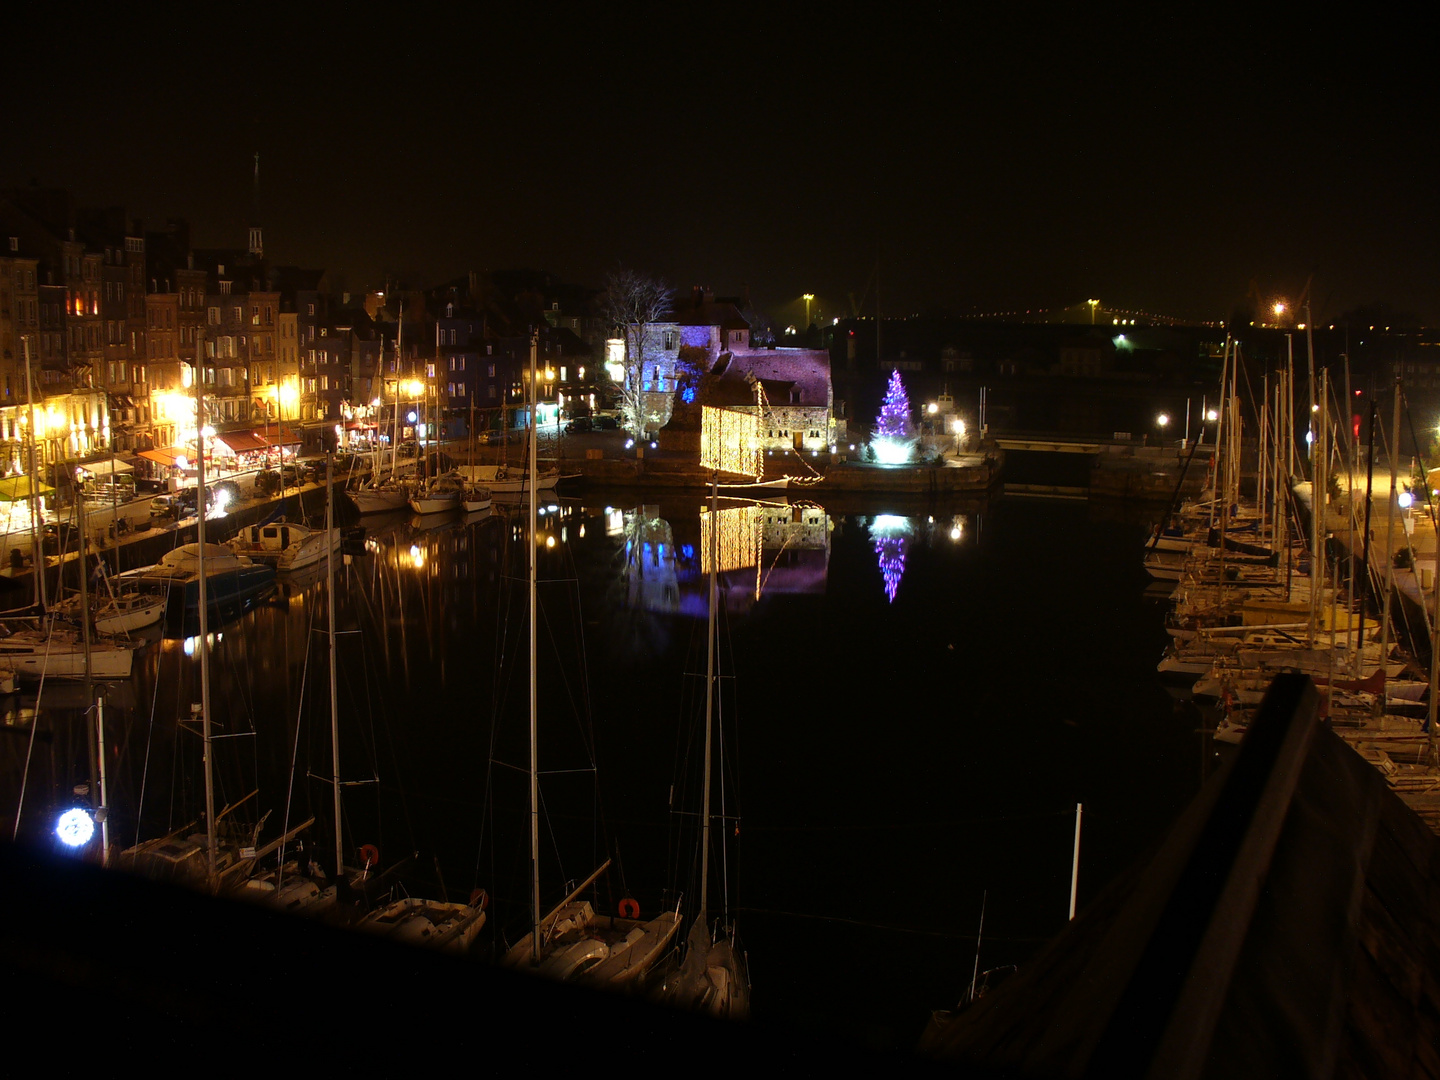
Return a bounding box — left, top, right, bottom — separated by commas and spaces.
208, 307, 220, 325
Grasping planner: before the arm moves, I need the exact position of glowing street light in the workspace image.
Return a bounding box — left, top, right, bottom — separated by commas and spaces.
55, 807, 95, 848
803, 293, 815, 328
1087, 299, 1099, 324
1156, 413, 1170, 429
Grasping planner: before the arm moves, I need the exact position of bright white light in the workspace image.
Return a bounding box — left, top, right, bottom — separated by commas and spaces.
546, 536, 556, 548
649, 441, 657, 449
1205, 410, 1218, 422
1398, 491, 1414, 509
200, 425, 216, 439
871, 514, 911, 535
407, 411, 417, 424
408, 544, 425, 569
55, 808, 94, 848
872, 436, 914, 465
1305, 431, 1314, 446
927, 402, 939, 414
1157, 413, 1170, 427
625, 438, 635, 449
212, 489, 231, 511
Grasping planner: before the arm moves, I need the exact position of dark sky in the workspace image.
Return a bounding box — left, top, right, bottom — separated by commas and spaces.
7, 7, 1436, 324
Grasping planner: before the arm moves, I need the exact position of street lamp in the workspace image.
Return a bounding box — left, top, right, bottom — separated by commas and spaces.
803, 294, 815, 329
1087, 299, 1099, 324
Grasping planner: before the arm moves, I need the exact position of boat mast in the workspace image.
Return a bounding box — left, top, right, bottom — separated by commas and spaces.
699, 474, 718, 925
528, 328, 540, 964
195, 337, 216, 881
22, 336, 45, 612
326, 452, 343, 878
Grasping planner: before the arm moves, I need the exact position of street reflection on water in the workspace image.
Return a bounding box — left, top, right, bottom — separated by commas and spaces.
2, 491, 1202, 1052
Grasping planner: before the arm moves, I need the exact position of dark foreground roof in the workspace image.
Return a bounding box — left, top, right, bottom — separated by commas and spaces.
0, 841, 953, 1072
920, 672, 1440, 1078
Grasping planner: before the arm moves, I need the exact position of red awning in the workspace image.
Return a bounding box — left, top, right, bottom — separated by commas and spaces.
216, 431, 270, 454
259, 425, 301, 446
138, 446, 188, 468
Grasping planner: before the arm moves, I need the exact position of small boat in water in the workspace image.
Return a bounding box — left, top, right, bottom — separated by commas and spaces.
225, 519, 342, 573
408, 473, 464, 515
0, 619, 136, 680
124, 543, 277, 622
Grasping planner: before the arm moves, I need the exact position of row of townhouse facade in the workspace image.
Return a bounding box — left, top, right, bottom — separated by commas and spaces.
0, 188, 616, 491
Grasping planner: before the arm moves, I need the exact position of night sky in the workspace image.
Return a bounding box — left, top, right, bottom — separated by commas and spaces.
8, 8, 1435, 325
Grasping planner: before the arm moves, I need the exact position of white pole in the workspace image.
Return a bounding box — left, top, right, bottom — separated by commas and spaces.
96, 694, 109, 867
1069, 802, 1083, 920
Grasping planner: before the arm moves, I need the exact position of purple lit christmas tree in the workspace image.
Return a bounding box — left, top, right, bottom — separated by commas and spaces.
871, 370, 917, 464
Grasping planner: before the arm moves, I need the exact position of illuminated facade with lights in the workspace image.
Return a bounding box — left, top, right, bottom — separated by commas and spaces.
701, 405, 762, 478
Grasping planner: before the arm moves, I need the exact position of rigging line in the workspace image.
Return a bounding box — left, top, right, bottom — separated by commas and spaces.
748, 809, 1082, 831
10, 611, 58, 840
277, 558, 321, 876
731, 905, 1052, 943
133, 604, 169, 847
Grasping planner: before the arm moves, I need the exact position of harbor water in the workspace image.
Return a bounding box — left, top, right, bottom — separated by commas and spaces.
1, 489, 1205, 1051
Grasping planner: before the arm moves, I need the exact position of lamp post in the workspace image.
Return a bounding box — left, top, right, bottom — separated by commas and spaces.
1156, 412, 1170, 446
803, 293, 815, 329
1087, 299, 1099, 325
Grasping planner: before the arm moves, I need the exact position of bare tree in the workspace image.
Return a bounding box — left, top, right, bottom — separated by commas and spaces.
599, 268, 675, 438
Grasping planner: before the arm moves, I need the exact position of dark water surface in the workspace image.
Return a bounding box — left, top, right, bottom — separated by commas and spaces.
3, 490, 1205, 1052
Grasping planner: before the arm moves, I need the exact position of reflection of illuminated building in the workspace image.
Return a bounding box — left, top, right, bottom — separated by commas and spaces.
700, 500, 832, 612
623, 506, 679, 612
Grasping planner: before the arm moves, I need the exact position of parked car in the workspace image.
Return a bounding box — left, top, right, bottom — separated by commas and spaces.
253, 469, 282, 497
591, 415, 620, 430
565, 416, 593, 434
210, 479, 241, 508
149, 490, 201, 519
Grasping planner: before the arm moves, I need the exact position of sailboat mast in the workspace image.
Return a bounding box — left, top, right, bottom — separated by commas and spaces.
699, 476, 718, 923
528, 329, 541, 965
195, 339, 216, 880
326, 453, 343, 877
22, 336, 45, 611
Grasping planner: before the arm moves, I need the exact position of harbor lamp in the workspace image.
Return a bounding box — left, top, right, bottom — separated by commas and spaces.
1156, 413, 1170, 444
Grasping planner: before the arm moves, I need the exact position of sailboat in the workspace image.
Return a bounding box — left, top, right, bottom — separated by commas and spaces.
350, 319, 412, 514
119, 395, 309, 888
249, 455, 487, 950
655, 477, 750, 1017
501, 332, 680, 987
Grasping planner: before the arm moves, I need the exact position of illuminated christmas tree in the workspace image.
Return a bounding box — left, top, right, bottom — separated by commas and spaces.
871, 371, 918, 464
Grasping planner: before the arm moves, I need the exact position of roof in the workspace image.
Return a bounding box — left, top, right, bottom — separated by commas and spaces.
708, 348, 831, 409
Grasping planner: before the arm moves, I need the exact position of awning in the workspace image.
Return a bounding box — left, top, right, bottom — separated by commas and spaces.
0, 475, 55, 501
261, 425, 301, 446
216, 431, 270, 454
139, 446, 189, 468
76, 457, 136, 476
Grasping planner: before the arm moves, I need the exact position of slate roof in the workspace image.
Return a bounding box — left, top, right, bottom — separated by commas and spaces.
707, 348, 831, 409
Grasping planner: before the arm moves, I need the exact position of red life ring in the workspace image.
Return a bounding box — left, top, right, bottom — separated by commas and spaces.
469, 888, 489, 910
358, 843, 380, 868
618, 897, 641, 919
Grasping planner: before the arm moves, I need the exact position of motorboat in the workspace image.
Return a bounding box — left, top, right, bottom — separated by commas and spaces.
124, 543, 277, 622
226, 519, 342, 573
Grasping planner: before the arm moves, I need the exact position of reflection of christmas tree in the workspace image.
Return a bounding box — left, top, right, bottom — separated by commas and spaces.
875, 371, 915, 440
875, 533, 907, 602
